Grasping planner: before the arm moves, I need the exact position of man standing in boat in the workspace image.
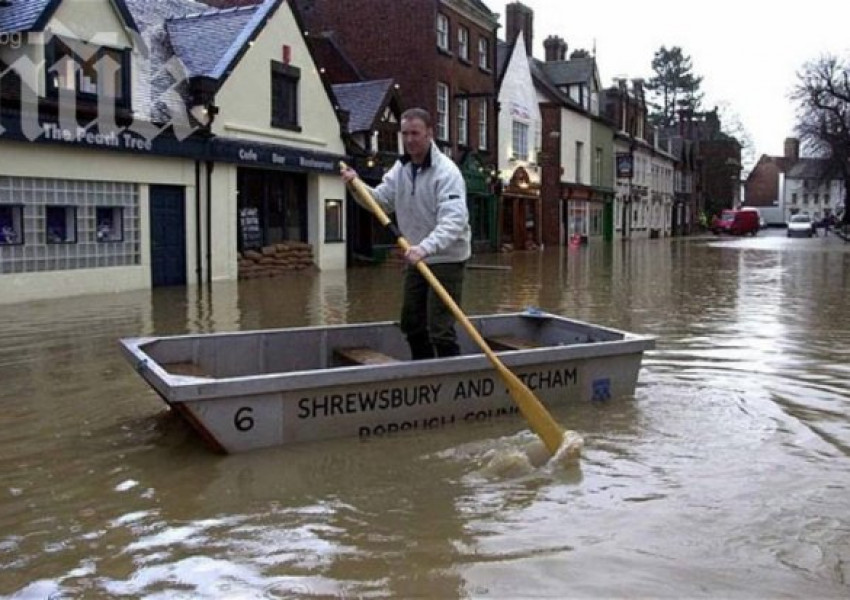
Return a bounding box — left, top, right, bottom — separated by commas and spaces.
341, 108, 471, 359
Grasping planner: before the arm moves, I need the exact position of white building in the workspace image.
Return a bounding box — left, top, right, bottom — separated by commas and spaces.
0, 0, 348, 304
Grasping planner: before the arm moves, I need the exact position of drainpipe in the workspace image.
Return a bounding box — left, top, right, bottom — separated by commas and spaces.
205, 160, 214, 284
195, 160, 202, 286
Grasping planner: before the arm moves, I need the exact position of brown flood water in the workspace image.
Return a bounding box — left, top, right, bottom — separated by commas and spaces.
2, 230, 850, 598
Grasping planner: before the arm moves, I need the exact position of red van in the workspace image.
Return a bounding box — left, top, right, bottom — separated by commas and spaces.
712, 209, 760, 236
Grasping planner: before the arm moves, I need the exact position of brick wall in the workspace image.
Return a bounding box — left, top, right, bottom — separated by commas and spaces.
540, 102, 562, 245
745, 157, 784, 207
295, 0, 497, 165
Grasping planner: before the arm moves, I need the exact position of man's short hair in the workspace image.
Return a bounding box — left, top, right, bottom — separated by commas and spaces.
401, 108, 432, 128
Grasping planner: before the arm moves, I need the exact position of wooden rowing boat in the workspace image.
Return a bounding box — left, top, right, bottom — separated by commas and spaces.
119, 310, 654, 453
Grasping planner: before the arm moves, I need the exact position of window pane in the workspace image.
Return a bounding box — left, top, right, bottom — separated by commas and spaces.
324, 199, 343, 242
436, 83, 449, 141
457, 97, 468, 146
46, 206, 77, 244
271, 62, 300, 129
436, 14, 448, 50
458, 27, 469, 60
96, 206, 124, 242
512, 121, 528, 160
0, 205, 23, 245
478, 99, 487, 150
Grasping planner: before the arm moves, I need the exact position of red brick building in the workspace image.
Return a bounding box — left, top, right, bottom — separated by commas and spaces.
294, 0, 501, 250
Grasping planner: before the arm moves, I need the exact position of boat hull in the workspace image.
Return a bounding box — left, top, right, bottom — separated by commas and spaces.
120, 312, 654, 453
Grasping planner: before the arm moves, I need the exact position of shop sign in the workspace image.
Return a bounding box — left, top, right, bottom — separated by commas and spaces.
616, 153, 633, 179
213, 140, 339, 173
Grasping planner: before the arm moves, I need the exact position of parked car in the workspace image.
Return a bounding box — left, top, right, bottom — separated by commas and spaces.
712, 209, 760, 236
787, 213, 815, 238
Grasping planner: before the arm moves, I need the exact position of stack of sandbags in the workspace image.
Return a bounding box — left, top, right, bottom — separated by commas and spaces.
238, 241, 315, 279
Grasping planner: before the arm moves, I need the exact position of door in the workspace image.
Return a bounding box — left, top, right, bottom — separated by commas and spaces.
150, 185, 186, 287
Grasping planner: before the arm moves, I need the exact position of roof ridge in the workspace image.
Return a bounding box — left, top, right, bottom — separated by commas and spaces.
168, 3, 258, 22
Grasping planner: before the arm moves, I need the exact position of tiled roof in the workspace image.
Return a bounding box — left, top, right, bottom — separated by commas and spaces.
539, 57, 595, 86
529, 57, 583, 112
496, 39, 510, 80
307, 32, 364, 84
332, 78, 394, 133
786, 158, 837, 180
0, 0, 53, 33
0, 0, 138, 33
166, 4, 261, 78
125, 0, 211, 122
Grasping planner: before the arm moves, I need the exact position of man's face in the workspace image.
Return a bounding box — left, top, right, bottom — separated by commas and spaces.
401, 117, 432, 162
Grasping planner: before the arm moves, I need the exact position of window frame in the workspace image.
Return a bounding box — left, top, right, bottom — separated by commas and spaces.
456, 96, 468, 147
457, 26, 469, 62
324, 198, 344, 243
436, 82, 449, 141
575, 141, 584, 184
478, 37, 490, 70
270, 61, 301, 131
436, 13, 449, 52
45, 205, 78, 245
512, 120, 529, 161
477, 98, 488, 150
95, 206, 124, 243
0, 204, 24, 245
45, 36, 131, 107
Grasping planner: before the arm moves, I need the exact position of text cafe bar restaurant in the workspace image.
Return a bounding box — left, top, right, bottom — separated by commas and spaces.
209, 137, 345, 260
0, 117, 347, 304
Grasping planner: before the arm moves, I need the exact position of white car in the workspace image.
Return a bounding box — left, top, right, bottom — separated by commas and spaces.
787, 214, 814, 238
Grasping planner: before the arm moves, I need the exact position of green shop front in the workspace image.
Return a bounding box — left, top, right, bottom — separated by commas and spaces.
459, 152, 498, 253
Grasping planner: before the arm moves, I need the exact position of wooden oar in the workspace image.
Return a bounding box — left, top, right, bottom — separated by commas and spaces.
340, 162, 565, 455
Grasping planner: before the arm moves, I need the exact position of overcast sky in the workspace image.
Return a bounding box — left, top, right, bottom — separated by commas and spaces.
481, 0, 850, 162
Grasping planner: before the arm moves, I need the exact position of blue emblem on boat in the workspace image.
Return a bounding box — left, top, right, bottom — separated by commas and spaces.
592, 378, 611, 401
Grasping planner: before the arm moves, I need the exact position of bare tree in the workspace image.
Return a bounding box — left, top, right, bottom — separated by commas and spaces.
792, 54, 850, 223
716, 100, 756, 174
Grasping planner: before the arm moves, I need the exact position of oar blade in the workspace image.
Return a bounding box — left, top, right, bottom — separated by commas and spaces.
499, 364, 565, 455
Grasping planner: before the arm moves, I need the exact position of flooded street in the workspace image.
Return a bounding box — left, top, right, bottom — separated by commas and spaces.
2, 231, 850, 599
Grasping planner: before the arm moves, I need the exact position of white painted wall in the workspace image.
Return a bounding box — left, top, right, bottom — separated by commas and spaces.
497, 32, 542, 184
560, 109, 591, 185
50, 0, 134, 49
0, 141, 197, 304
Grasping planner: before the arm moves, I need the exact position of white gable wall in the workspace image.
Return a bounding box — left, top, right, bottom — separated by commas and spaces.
50, 0, 134, 48
497, 32, 541, 183
212, 3, 344, 157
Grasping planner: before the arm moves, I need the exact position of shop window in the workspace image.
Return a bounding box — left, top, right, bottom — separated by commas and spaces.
46, 37, 130, 106
46, 205, 77, 244
271, 61, 300, 131
324, 199, 343, 242
0, 205, 23, 245
96, 206, 124, 242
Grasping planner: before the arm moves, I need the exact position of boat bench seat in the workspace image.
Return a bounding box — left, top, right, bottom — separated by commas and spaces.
334, 347, 401, 366
485, 335, 540, 351
162, 361, 214, 378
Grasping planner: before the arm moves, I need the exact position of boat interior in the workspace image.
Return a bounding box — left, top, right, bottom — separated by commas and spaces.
131, 313, 625, 380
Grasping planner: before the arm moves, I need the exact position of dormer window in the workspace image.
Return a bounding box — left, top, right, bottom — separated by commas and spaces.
46, 37, 130, 106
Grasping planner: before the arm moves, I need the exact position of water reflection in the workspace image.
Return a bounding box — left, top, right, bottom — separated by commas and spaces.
2, 232, 850, 597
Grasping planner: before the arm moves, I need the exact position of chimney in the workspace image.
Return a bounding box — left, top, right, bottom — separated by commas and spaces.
784, 137, 800, 161
543, 35, 567, 62
506, 1, 534, 57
